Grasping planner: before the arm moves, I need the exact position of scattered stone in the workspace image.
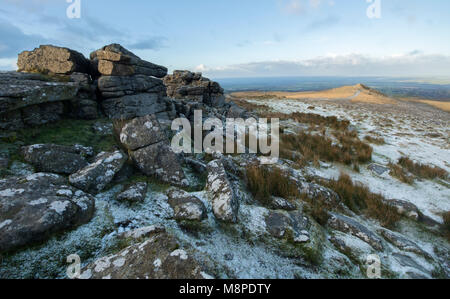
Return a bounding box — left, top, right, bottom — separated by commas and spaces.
92, 122, 113, 136
383, 199, 420, 221
118, 225, 165, 241
116, 182, 148, 202
368, 163, 390, 176
0, 173, 95, 253
17, 45, 91, 75
69, 150, 127, 194
119, 114, 166, 151
205, 160, 239, 223
22, 144, 93, 175
328, 213, 384, 251
80, 230, 208, 279
267, 196, 297, 211
131, 142, 188, 187
166, 188, 207, 221
264, 210, 310, 243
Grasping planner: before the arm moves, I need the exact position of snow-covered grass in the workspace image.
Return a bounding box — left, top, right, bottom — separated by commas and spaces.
247, 98, 450, 223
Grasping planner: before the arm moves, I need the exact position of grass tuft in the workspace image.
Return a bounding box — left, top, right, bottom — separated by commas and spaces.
246, 164, 299, 206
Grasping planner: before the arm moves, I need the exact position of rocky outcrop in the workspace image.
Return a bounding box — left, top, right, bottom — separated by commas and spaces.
116, 182, 148, 202
17, 45, 91, 75
89, 44, 172, 121
205, 160, 239, 223
21, 144, 93, 175
328, 213, 383, 251
117, 115, 188, 187
0, 71, 99, 130
90, 44, 167, 78
166, 188, 207, 221
80, 228, 211, 279
69, 150, 127, 194
0, 173, 95, 253
0, 72, 78, 130
164, 70, 225, 107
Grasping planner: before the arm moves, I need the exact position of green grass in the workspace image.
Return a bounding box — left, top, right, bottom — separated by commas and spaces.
16, 118, 117, 154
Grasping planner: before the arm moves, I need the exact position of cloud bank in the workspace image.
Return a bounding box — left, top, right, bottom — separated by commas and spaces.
197, 52, 450, 78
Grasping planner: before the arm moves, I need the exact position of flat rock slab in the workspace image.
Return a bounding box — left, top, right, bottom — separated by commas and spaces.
116, 182, 148, 202
0, 173, 95, 253
80, 229, 209, 279
22, 144, 94, 175
328, 213, 384, 251
0, 72, 79, 113
69, 150, 127, 194
166, 188, 207, 221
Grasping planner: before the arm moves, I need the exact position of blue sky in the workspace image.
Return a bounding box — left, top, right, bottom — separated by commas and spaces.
1, 0, 450, 78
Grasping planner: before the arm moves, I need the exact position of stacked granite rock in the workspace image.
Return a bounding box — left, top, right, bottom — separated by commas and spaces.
0, 45, 99, 130
163, 70, 247, 122
164, 70, 225, 107
91, 44, 175, 122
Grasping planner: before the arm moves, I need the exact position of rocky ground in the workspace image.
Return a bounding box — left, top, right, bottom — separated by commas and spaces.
0, 44, 449, 279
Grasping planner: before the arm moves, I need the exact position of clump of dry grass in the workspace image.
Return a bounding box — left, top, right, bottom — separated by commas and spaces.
320, 173, 400, 227
389, 162, 415, 184
301, 194, 331, 225
364, 135, 386, 145
246, 164, 299, 206
281, 131, 373, 167
398, 157, 448, 180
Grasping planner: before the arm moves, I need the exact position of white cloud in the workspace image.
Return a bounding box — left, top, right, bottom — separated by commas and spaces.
200, 53, 450, 78
0, 58, 18, 70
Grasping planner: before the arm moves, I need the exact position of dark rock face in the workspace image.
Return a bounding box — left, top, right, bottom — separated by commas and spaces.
17, 45, 91, 75
69, 151, 127, 194
167, 188, 207, 221
22, 144, 93, 175
97, 75, 166, 99
80, 228, 210, 279
164, 70, 225, 107
90, 44, 167, 78
102, 93, 169, 120
205, 160, 239, 223
328, 213, 383, 251
0, 173, 95, 253
116, 182, 148, 202
0, 71, 97, 130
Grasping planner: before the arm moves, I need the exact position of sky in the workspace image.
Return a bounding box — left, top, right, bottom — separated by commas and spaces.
1, 0, 450, 78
